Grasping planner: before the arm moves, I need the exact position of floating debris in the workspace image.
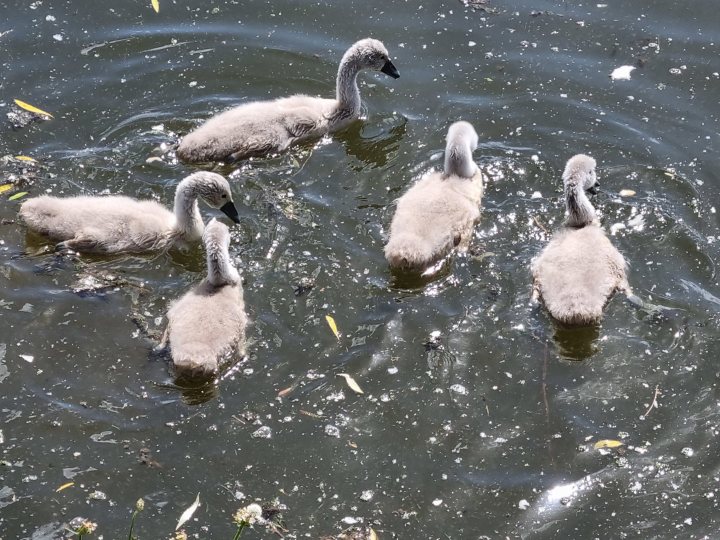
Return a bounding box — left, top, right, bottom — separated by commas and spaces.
252, 426, 273, 439
610, 65, 635, 80
138, 447, 162, 468
337, 373, 364, 395
176, 493, 200, 531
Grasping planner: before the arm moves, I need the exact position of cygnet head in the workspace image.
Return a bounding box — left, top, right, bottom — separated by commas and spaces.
344, 38, 399, 79
203, 218, 240, 286
563, 154, 599, 194
444, 121, 479, 178
181, 171, 240, 224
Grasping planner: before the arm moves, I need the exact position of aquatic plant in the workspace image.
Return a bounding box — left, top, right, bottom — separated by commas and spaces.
66, 518, 97, 539
232, 503, 263, 539
127, 498, 145, 540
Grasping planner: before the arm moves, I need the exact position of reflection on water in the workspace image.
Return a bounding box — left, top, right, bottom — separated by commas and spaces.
551, 322, 601, 360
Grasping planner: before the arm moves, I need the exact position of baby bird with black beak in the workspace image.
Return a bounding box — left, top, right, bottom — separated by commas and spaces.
177, 38, 400, 163
19, 172, 240, 254
532, 154, 631, 325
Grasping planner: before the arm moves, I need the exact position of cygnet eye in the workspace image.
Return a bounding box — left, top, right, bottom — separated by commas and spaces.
221, 194, 227, 199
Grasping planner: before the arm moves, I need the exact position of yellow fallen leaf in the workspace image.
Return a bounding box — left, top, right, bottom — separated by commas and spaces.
56, 482, 74, 492
14, 99, 53, 118
0, 184, 13, 194
594, 439, 624, 449
337, 373, 364, 395
151, 0, 160, 12
176, 493, 200, 530
619, 189, 636, 197
325, 315, 339, 339
369, 528, 378, 540
15, 155, 37, 162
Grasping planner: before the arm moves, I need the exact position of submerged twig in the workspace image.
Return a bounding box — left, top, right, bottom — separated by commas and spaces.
533, 215, 549, 235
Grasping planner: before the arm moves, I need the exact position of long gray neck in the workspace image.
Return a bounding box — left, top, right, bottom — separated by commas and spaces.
335, 55, 362, 115
207, 246, 240, 287
564, 180, 596, 227
444, 142, 477, 178
173, 178, 204, 240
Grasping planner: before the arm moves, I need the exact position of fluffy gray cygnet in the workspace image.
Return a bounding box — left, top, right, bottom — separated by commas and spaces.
384, 121, 484, 271
532, 154, 630, 325
176, 38, 400, 163
162, 219, 248, 376
19, 172, 240, 253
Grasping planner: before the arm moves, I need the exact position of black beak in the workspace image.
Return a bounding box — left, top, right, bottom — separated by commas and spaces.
380, 59, 400, 79
220, 201, 241, 224
587, 184, 600, 195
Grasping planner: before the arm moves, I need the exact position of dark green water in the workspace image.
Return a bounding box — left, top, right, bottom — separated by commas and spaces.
1, 0, 720, 538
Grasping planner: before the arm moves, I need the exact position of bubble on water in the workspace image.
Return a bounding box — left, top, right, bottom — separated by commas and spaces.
251, 426, 272, 439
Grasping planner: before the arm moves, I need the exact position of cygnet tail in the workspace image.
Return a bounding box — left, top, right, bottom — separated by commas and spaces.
545, 293, 604, 326
172, 346, 219, 376
564, 182, 596, 227
385, 232, 447, 270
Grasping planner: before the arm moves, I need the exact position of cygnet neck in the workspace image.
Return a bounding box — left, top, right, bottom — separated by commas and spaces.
173, 177, 205, 240
334, 51, 362, 117
444, 140, 477, 178
206, 242, 240, 287
564, 177, 597, 227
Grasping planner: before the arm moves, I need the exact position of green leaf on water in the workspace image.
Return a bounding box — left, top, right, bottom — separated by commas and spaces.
8, 192, 28, 201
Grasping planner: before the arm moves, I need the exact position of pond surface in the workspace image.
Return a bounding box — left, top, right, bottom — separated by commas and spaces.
1, 0, 720, 538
